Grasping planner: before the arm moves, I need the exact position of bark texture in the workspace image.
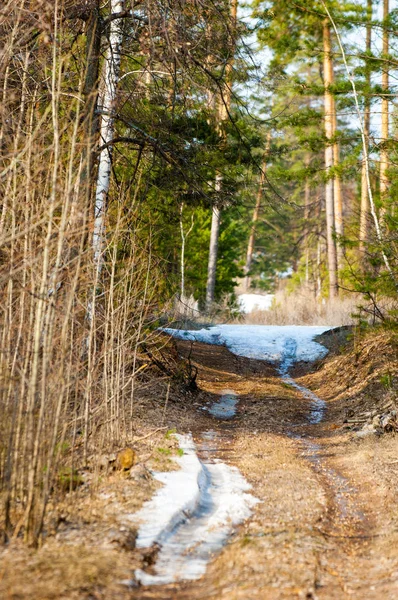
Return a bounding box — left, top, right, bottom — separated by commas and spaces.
323, 20, 338, 298
379, 0, 389, 216
359, 0, 372, 255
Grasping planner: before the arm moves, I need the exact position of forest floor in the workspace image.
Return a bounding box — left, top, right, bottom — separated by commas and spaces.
1, 327, 398, 599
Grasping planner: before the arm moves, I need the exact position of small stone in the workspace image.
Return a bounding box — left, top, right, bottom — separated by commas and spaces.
117, 448, 137, 470
355, 423, 376, 438
130, 464, 152, 481
98, 453, 117, 469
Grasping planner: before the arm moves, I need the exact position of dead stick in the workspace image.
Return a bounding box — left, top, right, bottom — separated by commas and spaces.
132, 427, 168, 443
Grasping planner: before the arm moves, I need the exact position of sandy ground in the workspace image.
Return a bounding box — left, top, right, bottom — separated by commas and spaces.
1, 333, 398, 599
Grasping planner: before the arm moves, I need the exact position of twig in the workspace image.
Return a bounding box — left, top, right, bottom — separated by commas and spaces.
132, 427, 168, 443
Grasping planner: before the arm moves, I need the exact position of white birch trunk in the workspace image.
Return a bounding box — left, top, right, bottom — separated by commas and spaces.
93, 0, 124, 275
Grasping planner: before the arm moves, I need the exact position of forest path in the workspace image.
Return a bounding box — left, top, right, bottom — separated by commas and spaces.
135, 338, 398, 600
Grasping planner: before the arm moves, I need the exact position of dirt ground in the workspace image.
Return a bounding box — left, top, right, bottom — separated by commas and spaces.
1, 330, 398, 599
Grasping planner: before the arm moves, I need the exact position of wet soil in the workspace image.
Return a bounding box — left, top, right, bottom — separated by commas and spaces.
135, 339, 398, 600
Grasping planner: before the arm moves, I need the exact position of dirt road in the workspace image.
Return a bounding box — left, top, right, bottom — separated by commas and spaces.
137, 338, 398, 600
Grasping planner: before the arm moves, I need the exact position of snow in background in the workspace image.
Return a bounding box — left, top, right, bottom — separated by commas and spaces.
163, 324, 331, 363
238, 293, 274, 313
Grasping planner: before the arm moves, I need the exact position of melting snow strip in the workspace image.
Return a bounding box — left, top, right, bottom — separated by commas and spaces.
133, 433, 258, 586
162, 324, 331, 363
208, 389, 238, 419
279, 337, 326, 424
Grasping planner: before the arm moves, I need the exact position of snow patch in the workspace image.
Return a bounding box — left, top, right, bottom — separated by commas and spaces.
133, 434, 203, 549
208, 389, 238, 419
134, 433, 258, 585
163, 324, 331, 363
279, 338, 326, 424
238, 293, 274, 313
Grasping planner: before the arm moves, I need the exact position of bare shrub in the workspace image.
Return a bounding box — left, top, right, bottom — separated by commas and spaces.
0, 8, 166, 546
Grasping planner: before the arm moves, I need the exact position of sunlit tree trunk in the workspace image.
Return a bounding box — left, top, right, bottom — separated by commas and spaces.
322, 0, 396, 286
360, 0, 372, 256
323, 20, 338, 298
332, 112, 344, 270
380, 0, 389, 218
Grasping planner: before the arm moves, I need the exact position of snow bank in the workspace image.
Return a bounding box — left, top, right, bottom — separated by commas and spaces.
238, 293, 274, 313
163, 324, 331, 363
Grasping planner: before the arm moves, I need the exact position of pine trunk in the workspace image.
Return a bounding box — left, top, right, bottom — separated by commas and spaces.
244, 170, 264, 292
244, 134, 271, 291
323, 20, 338, 298
205, 0, 237, 310
359, 0, 372, 255
332, 120, 344, 270
206, 177, 222, 309
380, 0, 389, 216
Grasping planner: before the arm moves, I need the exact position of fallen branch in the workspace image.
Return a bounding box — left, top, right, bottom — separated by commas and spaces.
132, 427, 169, 443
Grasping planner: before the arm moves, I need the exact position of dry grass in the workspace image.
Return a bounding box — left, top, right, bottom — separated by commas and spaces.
299, 327, 398, 422
0, 543, 133, 600
244, 290, 360, 326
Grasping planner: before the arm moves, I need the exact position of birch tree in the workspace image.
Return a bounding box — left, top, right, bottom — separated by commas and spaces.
93, 0, 125, 279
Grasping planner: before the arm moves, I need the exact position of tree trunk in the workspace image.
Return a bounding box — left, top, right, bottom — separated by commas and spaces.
360, 0, 372, 256
205, 0, 237, 311
244, 134, 271, 291
206, 175, 222, 309
82, 2, 101, 187
323, 20, 338, 298
380, 0, 389, 217
332, 118, 344, 270
303, 155, 311, 289
179, 203, 194, 300
93, 0, 124, 278
244, 170, 264, 292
